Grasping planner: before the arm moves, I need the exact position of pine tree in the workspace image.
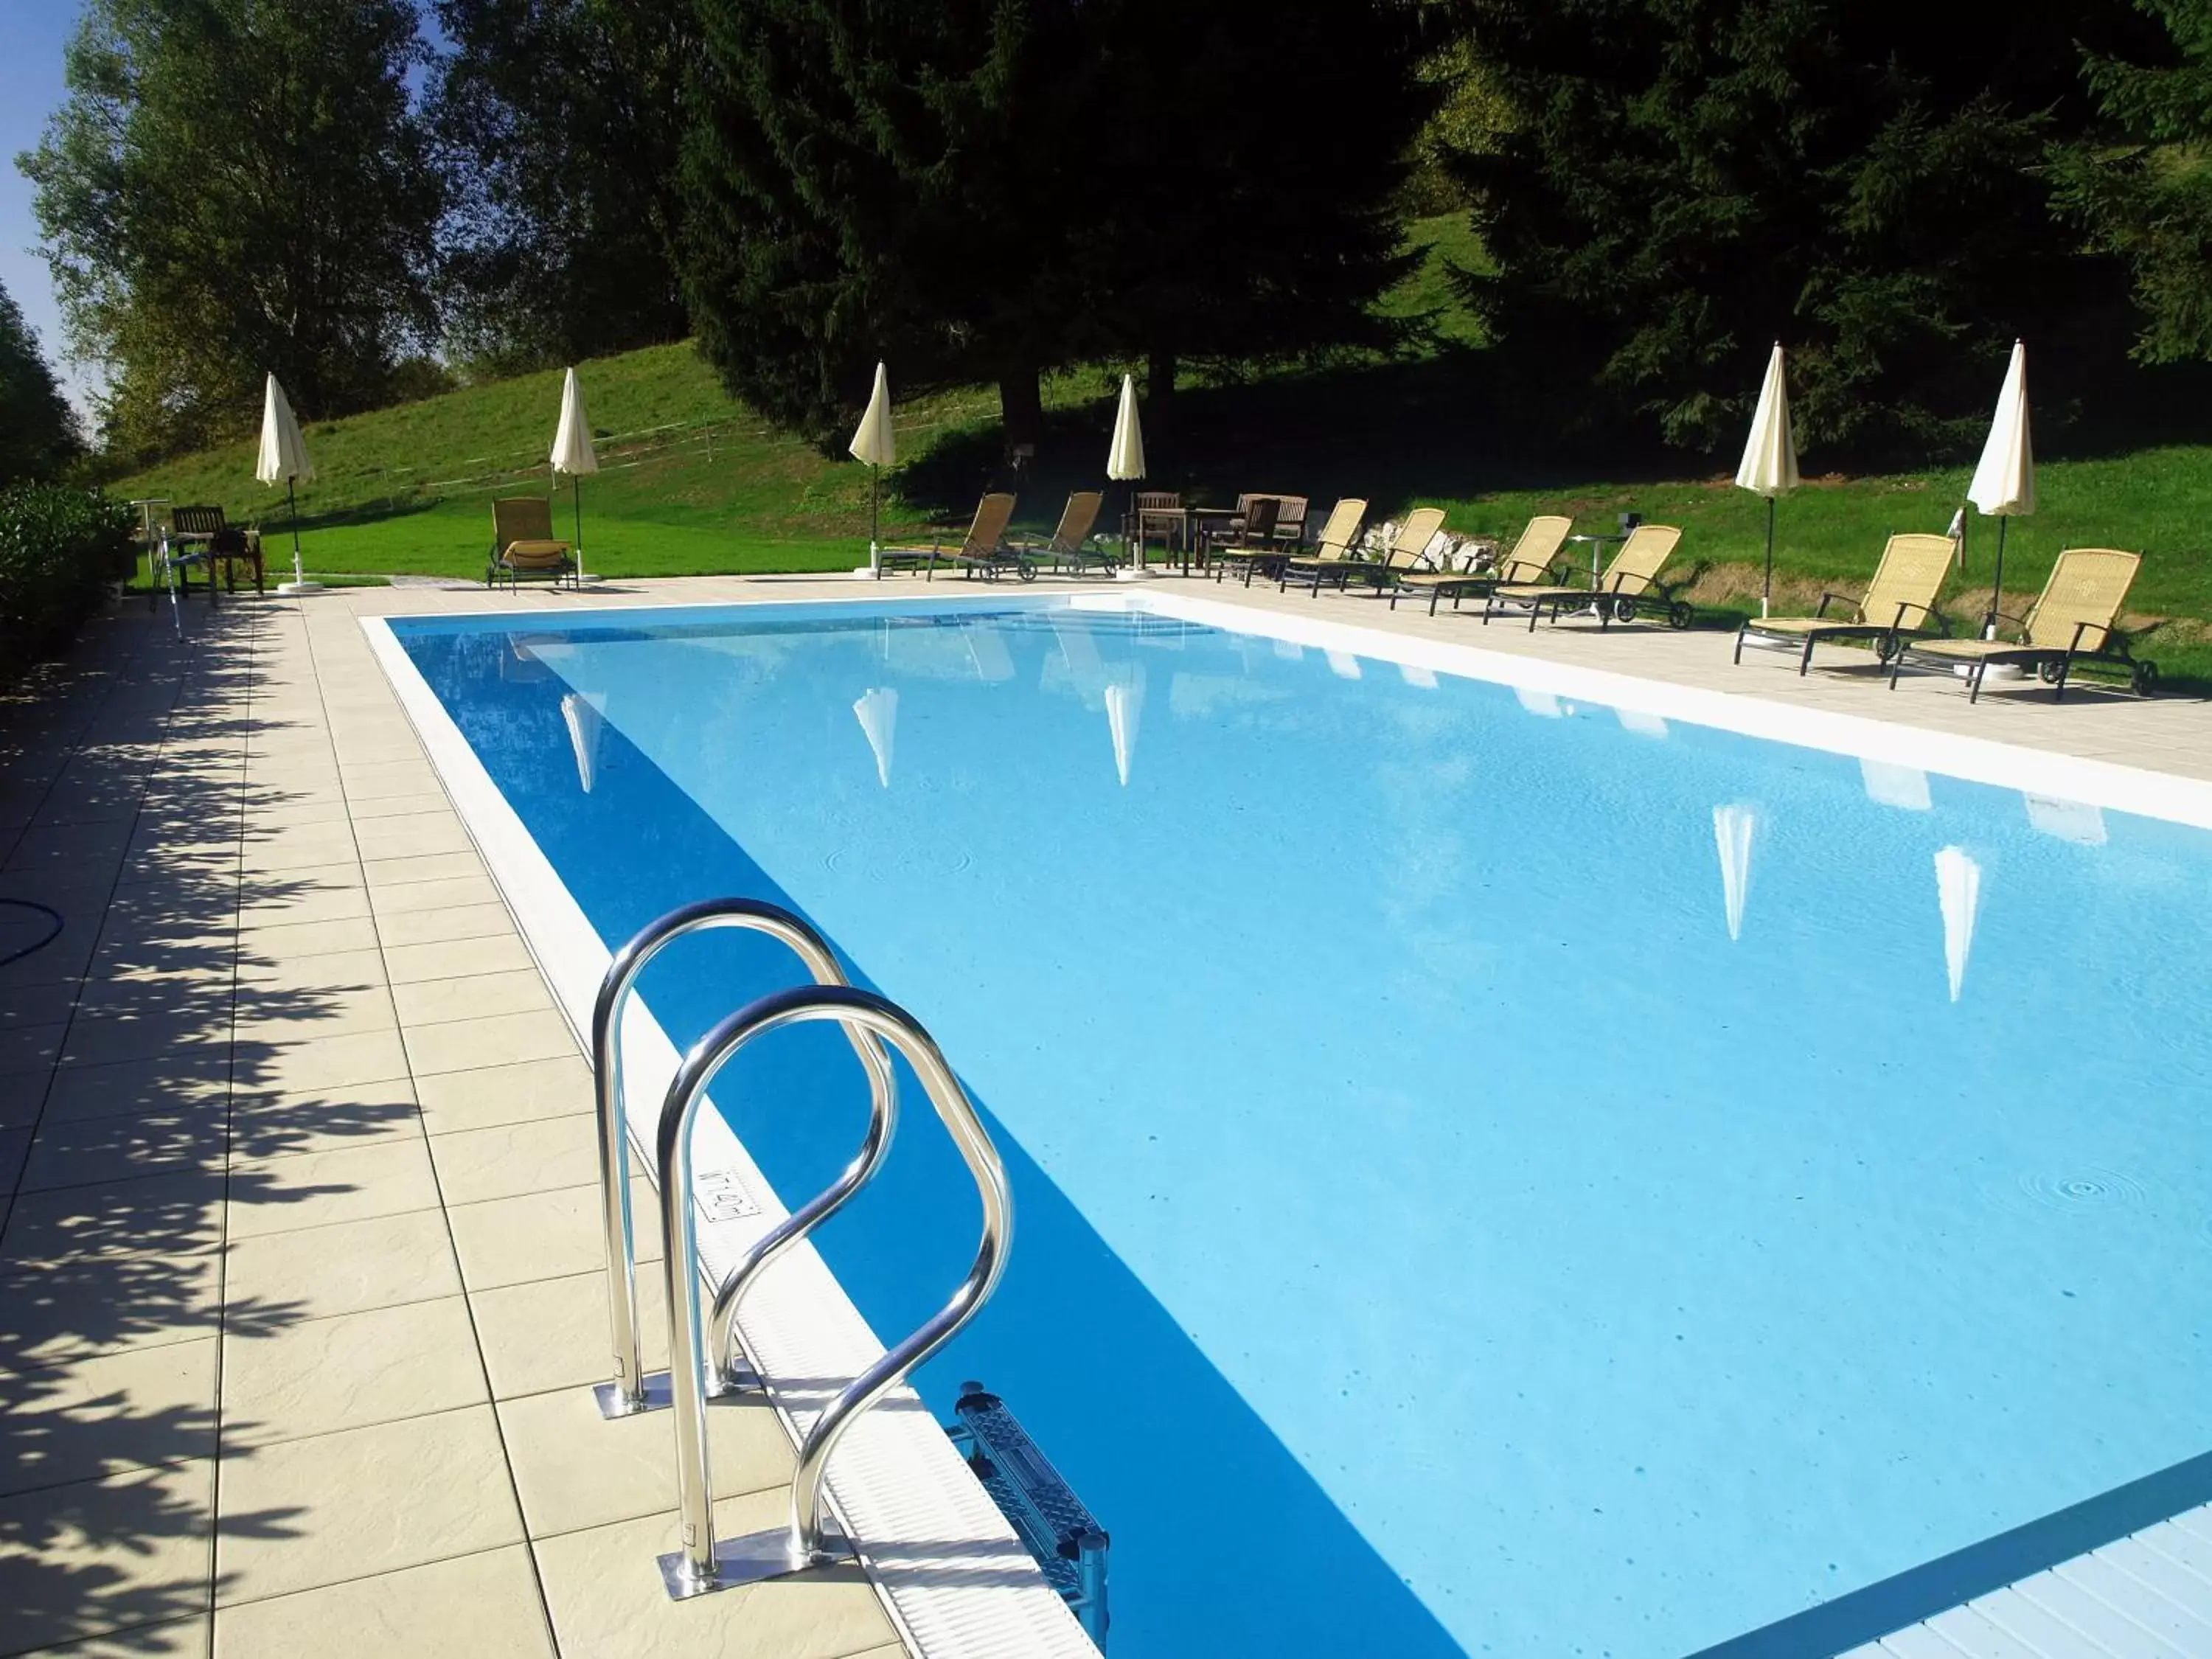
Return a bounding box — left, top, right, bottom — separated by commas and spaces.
19, 0, 443, 458
0, 282, 79, 486
1455, 0, 2140, 459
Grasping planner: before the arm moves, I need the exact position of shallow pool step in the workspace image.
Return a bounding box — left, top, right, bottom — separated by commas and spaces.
1843, 1503, 2212, 1658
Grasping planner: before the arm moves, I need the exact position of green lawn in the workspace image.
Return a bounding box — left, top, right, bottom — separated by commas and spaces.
111, 309, 2212, 686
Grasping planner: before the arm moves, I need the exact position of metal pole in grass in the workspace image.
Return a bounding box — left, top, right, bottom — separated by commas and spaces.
849, 363, 895, 578
1966, 341, 2034, 639
1733, 344, 1797, 619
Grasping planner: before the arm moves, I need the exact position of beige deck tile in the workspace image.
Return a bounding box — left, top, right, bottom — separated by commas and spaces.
498, 1382, 793, 1539
349, 813, 472, 863
0, 1337, 219, 1495
212, 1405, 523, 1604
382, 933, 533, 987
375, 902, 519, 949
0, 1127, 29, 1189
236, 830, 361, 880
0, 1252, 226, 1370
237, 1028, 407, 1098
232, 914, 380, 964
209, 1545, 551, 1658
19, 1615, 211, 1656
469, 1270, 669, 1402
0, 1459, 215, 1655
346, 790, 456, 823
1, 1172, 226, 1266
40, 1055, 227, 1127
0, 1023, 68, 1074
231, 984, 394, 1047
0, 983, 83, 1032
338, 760, 440, 801
0, 1076, 50, 1132
222, 1209, 459, 1328
18, 1113, 226, 1192
232, 946, 383, 992
414, 1054, 591, 1136
531, 1488, 898, 1659
370, 874, 502, 917
364, 850, 487, 891
226, 1139, 440, 1240
234, 880, 369, 934
226, 1080, 417, 1162
220, 1297, 485, 1448
427, 1115, 598, 1207
447, 1179, 659, 1292
393, 969, 554, 1031
404, 1009, 575, 1077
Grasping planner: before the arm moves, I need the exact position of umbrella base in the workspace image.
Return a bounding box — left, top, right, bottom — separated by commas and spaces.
1113, 566, 1162, 582
574, 573, 605, 585
276, 580, 325, 597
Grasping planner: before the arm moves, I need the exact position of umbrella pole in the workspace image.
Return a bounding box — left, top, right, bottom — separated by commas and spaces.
1986, 518, 2007, 637
573, 476, 585, 581
288, 478, 303, 587
870, 465, 880, 577
1761, 496, 1775, 617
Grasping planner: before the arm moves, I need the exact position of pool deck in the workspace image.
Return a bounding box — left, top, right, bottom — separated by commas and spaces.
1, 569, 2207, 1657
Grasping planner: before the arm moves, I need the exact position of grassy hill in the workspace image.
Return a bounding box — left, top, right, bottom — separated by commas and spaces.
111, 221, 2212, 683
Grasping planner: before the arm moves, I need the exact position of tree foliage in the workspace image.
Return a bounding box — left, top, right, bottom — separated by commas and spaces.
680, 0, 1435, 447
1454, 0, 2146, 459
2055, 0, 2212, 364
429, 0, 694, 374
0, 282, 79, 486
19, 0, 443, 460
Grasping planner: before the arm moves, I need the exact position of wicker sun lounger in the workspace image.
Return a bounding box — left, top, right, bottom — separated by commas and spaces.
880, 493, 1021, 581
487, 497, 579, 590
1390, 515, 1572, 614
1889, 546, 2157, 700
1734, 532, 1954, 674
1268, 499, 1371, 591
1283, 507, 1445, 597
1012, 491, 1113, 577
1483, 523, 1687, 631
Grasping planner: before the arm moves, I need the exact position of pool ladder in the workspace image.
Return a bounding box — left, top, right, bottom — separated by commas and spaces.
588, 897, 1012, 1599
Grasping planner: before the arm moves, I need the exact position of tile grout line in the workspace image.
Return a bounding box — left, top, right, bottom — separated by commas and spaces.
297, 600, 568, 1653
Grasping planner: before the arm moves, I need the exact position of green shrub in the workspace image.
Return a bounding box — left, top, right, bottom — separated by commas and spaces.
0, 484, 132, 681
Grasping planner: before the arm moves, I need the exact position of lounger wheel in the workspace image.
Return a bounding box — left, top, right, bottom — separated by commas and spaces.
1611, 596, 1638, 624
2038, 660, 2064, 686
1667, 600, 1693, 630
2133, 660, 2160, 696
1018, 563, 1038, 583
1874, 634, 1900, 664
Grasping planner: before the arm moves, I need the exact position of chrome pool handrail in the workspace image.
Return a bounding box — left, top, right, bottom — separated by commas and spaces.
654, 984, 1012, 1599
591, 897, 897, 1417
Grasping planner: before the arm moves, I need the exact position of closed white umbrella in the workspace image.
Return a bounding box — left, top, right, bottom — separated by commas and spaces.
1713, 803, 1756, 941
849, 363, 895, 577
1935, 845, 1982, 1003
257, 375, 320, 595
550, 368, 600, 582
1733, 344, 1799, 616
1107, 374, 1153, 582
1967, 340, 2034, 632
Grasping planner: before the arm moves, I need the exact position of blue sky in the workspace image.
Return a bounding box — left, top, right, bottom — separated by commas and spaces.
1, 0, 89, 408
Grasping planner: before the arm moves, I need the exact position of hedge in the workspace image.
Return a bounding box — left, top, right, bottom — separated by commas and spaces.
0, 484, 133, 683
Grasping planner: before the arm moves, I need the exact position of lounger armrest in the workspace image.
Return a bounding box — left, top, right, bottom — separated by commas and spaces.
1877, 599, 1938, 630
1815, 592, 1861, 619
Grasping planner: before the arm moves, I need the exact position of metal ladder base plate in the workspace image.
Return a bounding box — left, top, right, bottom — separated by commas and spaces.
655, 1526, 851, 1601
591, 1371, 675, 1419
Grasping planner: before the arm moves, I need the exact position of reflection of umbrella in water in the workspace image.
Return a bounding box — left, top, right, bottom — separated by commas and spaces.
1860, 759, 1931, 812
1105, 669, 1144, 787
853, 687, 897, 788
560, 692, 606, 793
1935, 845, 1982, 1002
1713, 803, 1756, 941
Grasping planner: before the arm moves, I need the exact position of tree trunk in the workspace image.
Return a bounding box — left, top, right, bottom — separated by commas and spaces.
1146, 347, 1178, 458
998, 362, 1044, 456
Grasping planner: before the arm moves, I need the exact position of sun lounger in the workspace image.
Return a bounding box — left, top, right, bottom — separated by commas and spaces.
1205, 497, 1287, 582
1483, 524, 1687, 631
1889, 546, 2157, 700
1265, 499, 1369, 591
880, 493, 1021, 581
1011, 492, 1113, 577
1733, 532, 1953, 673
1390, 515, 1571, 614
488, 498, 579, 590
1284, 507, 1444, 596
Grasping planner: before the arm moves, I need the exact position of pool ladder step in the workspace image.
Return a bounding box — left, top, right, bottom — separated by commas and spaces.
947, 1381, 1110, 1648
587, 897, 1014, 1602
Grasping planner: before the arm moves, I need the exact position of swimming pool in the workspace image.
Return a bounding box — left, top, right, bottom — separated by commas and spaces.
378, 591, 2212, 1659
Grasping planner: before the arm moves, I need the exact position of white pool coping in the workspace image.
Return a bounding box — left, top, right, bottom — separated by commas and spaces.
366, 583, 2212, 1659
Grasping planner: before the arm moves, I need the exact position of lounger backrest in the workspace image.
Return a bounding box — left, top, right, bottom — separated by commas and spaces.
1313, 498, 1367, 557
2025, 547, 2138, 651
493, 497, 557, 551
1388, 507, 1450, 569
1503, 515, 1572, 582
968, 493, 1018, 553
1860, 533, 1954, 625
1053, 492, 1103, 549
1601, 524, 1682, 595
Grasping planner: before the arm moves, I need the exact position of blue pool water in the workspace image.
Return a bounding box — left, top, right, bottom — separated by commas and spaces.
393, 597, 2212, 1658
